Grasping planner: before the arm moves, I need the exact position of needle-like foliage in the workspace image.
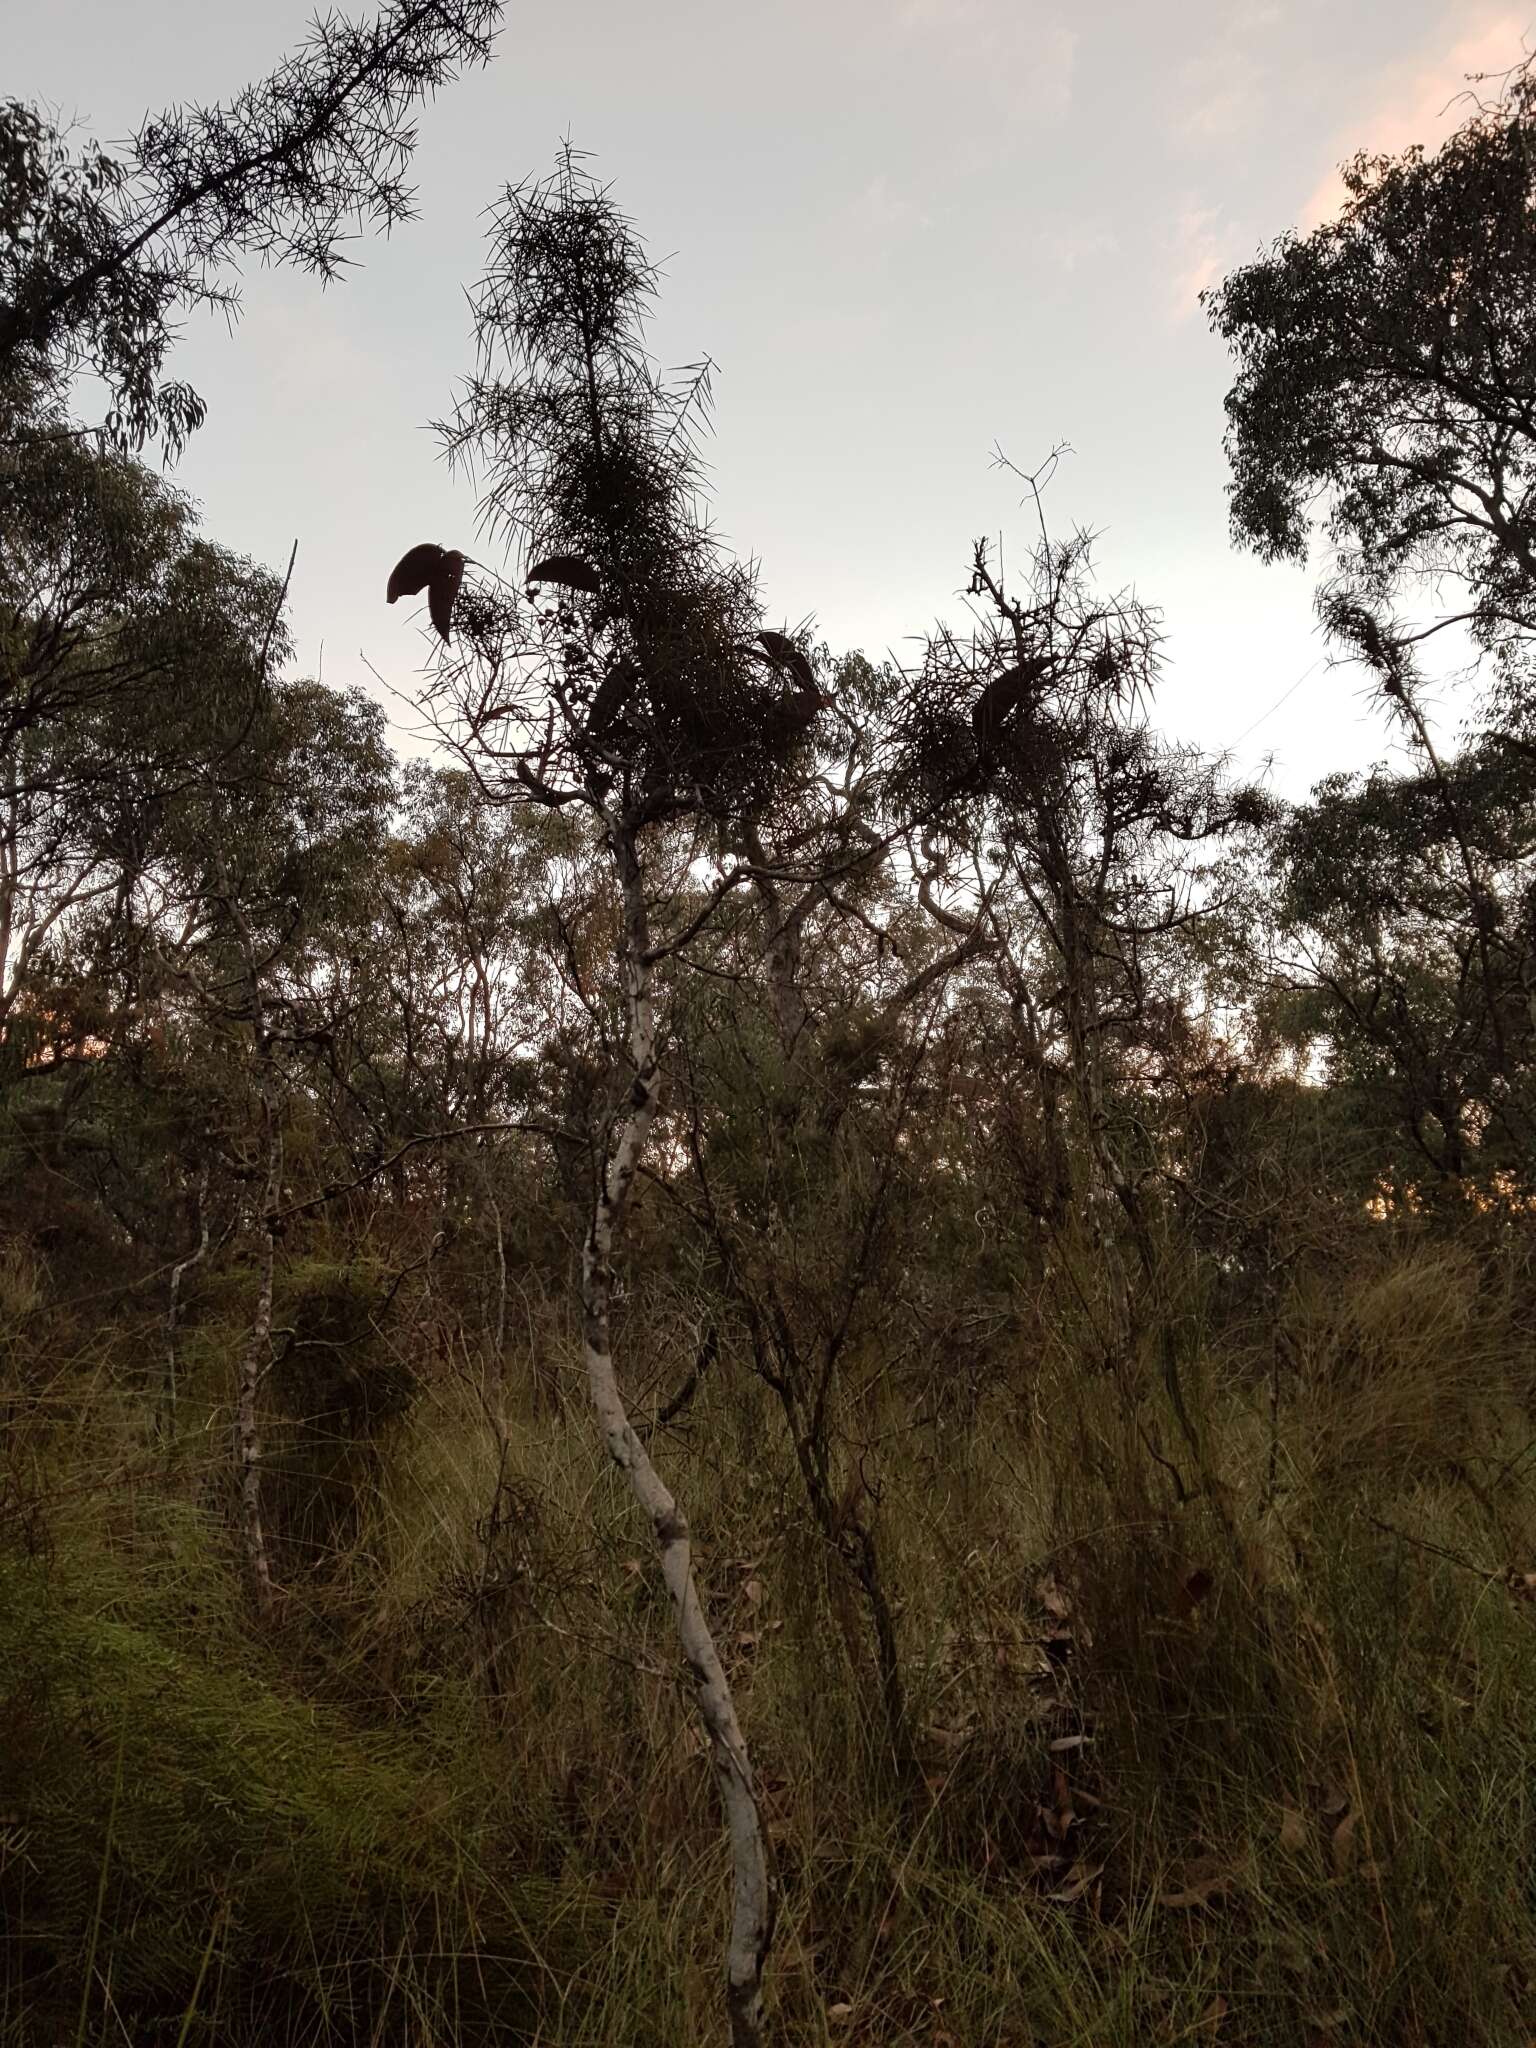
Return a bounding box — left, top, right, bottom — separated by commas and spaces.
0, 0, 503, 454
431, 148, 824, 828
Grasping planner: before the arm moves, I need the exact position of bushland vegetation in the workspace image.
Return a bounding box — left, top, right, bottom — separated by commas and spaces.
5, 16, 1536, 2045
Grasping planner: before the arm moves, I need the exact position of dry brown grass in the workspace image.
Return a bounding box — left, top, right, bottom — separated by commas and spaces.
5, 1226, 1536, 2045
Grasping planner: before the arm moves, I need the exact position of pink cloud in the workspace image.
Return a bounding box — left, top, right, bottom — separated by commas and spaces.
1301, 10, 1528, 229
1166, 202, 1242, 323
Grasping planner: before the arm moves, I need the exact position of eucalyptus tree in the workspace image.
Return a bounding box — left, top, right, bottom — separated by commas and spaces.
128, 677, 395, 1609
1, 0, 506, 1057
1205, 59, 1536, 1188
0, 436, 286, 1095
384, 764, 576, 1134
1204, 53, 1536, 739
671, 878, 986, 1779
336, 765, 586, 1380
1273, 739, 1536, 1194
0, 413, 315, 1513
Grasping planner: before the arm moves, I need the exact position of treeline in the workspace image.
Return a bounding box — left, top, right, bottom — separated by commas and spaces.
3, 16, 1536, 2048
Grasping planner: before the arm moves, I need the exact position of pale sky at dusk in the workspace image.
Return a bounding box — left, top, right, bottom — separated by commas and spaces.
12, 0, 1530, 795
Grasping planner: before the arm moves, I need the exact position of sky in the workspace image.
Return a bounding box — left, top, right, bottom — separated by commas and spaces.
12, 0, 1530, 795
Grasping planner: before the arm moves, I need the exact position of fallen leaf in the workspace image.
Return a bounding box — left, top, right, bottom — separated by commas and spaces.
1041, 1763, 1078, 1841
1306, 2006, 1353, 2035
1331, 1810, 1360, 1877
1158, 1857, 1236, 1910
742, 1576, 765, 1609
1046, 1859, 1103, 1904
1036, 1572, 1072, 1621
1268, 1927, 1312, 1974
1278, 1806, 1309, 1854
1200, 1994, 1230, 2035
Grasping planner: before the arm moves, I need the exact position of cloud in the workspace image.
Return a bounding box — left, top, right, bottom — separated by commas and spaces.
1301, 8, 1528, 228
1035, 221, 1120, 274
1166, 201, 1240, 322
1172, 2, 1284, 150
896, 0, 1078, 124
844, 173, 933, 237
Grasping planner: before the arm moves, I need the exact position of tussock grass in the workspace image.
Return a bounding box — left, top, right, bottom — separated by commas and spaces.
5, 1228, 1536, 2045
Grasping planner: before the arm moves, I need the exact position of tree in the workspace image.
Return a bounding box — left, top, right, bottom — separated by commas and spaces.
892, 508, 1267, 1486
136, 676, 395, 1611
636, 647, 995, 1779
1204, 55, 1536, 729
418, 149, 841, 2045
1273, 740, 1536, 1194
0, 442, 288, 1083
1205, 56, 1536, 1193
0, 0, 502, 454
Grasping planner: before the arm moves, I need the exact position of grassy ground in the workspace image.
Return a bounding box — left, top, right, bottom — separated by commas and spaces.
3, 1226, 1536, 2046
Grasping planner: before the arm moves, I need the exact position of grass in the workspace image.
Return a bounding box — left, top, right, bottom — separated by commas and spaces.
3, 1225, 1536, 2045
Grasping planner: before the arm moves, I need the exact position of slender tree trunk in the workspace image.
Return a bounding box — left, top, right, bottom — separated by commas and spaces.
778, 1381, 911, 1773
476, 1163, 515, 1707
235, 1077, 280, 1619
212, 849, 282, 1619
1021, 817, 1203, 1488
160, 1164, 211, 1442
484, 1167, 509, 1403
757, 874, 811, 1053
582, 823, 774, 2048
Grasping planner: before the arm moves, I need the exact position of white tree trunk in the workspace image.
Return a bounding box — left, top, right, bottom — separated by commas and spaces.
160, 1163, 211, 1440
582, 828, 774, 2048
236, 1082, 280, 1618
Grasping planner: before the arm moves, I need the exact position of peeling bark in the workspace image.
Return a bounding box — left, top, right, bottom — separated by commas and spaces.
582, 823, 774, 2048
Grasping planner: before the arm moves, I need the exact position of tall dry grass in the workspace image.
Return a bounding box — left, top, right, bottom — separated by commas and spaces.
3, 1220, 1536, 2045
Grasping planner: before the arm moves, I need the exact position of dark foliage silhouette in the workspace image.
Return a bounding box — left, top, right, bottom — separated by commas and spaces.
387, 541, 467, 642
0, 0, 503, 452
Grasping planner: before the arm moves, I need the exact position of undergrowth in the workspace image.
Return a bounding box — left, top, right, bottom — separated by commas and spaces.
4, 1224, 1536, 2046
